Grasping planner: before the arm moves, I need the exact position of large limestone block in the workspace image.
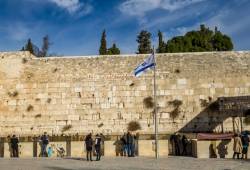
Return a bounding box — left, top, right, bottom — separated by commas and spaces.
71, 141, 85, 157
195, 140, 211, 158
159, 140, 168, 156
19, 142, 33, 158
104, 141, 116, 157
4, 143, 11, 158
138, 140, 155, 157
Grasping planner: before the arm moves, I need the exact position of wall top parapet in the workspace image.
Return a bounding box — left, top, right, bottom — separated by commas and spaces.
1, 51, 250, 60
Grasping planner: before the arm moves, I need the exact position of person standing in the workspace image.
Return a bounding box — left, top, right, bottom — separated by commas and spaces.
233, 133, 243, 159
40, 132, 49, 157
241, 133, 249, 159
121, 133, 127, 156
10, 135, 19, 157
85, 133, 93, 161
127, 132, 133, 157
95, 134, 102, 161
182, 135, 188, 156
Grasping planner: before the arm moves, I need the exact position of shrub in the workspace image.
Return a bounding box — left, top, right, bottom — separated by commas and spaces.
7, 91, 18, 97
200, 99, 210, 108
26, 105, 34, 112
98, 123, 104, 128
35, 114, 41, 118
168, 99, 182, 108
62, 125, 72, 132
169, 107, 180, 120
174, 69, 180, 73
168, 99, 183, 122
47, 98, 51, 104
143, 97, 154, 108
127, 121, 141, 131
52, 68, 58, 73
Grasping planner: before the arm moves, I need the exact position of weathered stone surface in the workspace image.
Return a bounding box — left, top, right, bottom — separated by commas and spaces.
1, 51, 250, 136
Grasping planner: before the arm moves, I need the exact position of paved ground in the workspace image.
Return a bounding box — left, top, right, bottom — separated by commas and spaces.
0, 156, 250, 170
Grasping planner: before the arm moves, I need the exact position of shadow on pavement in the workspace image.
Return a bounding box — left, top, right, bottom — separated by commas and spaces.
63, 157, 87, 161
46, 167, 75, 170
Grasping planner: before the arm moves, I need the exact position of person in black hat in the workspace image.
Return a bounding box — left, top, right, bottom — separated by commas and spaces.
10, 134, 19, 157
95, 134, 102, 161
85, 133, 93, 161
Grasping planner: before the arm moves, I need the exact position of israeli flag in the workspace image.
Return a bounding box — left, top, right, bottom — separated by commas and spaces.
134, 54, 156, 77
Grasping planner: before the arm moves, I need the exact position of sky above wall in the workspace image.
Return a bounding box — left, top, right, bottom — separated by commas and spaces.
0, 0, 249, 56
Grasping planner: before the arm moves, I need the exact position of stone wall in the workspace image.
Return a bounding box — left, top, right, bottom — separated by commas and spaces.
0, 51, 250, 136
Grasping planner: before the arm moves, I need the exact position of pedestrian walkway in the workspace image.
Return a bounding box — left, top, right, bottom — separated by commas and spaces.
0, 156, 250, 170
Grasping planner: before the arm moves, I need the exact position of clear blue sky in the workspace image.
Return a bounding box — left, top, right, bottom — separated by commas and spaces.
0, 0, 249, 55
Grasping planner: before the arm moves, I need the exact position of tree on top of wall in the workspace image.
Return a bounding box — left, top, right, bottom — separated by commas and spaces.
40, 35, 51, 57
107, 43, 120, 55
25, 38, 34, 55
99, 30, 107, 55
157, 24, 234, 53
156, 30, 166, 53
136, 30, 152, 54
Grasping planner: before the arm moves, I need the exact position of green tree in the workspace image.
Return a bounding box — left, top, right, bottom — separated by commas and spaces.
136, 30, 152, 54
165, 24, 233, 53
107, 43, 120, 55
212, 31, 233, 51
25, 38, 34, 55
99, 30, 107, 55
41, 35, 50, 57
157, 30, 166, 53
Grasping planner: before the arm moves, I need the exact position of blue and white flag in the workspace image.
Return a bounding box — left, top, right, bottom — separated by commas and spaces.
134, 54, 156, 77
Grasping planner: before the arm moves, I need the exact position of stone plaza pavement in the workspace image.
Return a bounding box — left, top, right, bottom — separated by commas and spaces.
0, 156, 250, 170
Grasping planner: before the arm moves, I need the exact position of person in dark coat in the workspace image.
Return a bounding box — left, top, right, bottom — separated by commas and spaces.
85, 133, 93, 161
10, 135, 19, 157
170, 133, 180, 156
40, 132, 49, 157
127, 132, 135, 157
95, 134, 102, 161
181, 135, 188, 156
241, 133, 249, 159
121, 133, 128, 156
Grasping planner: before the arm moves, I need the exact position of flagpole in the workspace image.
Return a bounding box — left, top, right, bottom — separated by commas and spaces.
153, 47, 159, 159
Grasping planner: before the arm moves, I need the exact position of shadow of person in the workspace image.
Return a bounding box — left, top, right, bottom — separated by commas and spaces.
209, 144, 217, 158
63, 157, 87, 161
217, 139, 230, 158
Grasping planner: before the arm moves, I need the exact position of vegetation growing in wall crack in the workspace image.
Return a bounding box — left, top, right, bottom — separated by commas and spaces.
168, 99, 183, 122
35, 114, 42, 118
26, 105, 34, 112
174, 69, 180, 74
62, 125, 72, 132
143, 96, 154, 108
7, 91, 18, 97
47, 98, 51, 104
127, 121, 141, 131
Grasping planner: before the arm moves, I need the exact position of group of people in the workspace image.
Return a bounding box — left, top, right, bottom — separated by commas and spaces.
233, 133, 250, 159
84, 133, 103, 161
116, 132, 137, 157
170, 133, 189, 156
8, 132, 49, 158
8, 131, 250, 160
